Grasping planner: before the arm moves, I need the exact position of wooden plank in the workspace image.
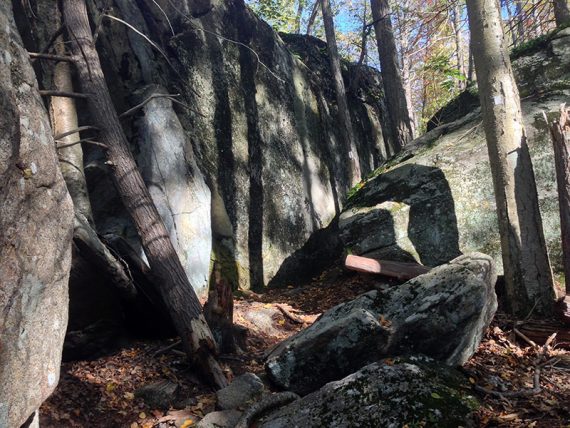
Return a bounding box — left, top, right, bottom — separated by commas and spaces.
344, 255, 430, 280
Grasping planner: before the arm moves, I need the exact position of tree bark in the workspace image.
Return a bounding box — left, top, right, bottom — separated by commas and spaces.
204, 260, 235, 353
320, 0, 362, 186
370, 0, 414, 152
450, 1, 466, 90
62, 0, 227, 388
548, 105, 570, 294
466, 0, 556, 316
294, 0, 305, 33
306, 0, 320, 35
553, 0, 570, 26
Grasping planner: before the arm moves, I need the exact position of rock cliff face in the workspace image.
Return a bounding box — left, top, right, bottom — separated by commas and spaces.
0, 2, 74, 426
55, 0, 389, 294
341, 27, 570, 278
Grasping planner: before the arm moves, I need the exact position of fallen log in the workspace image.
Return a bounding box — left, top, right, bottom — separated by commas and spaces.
345, 254, 430, 280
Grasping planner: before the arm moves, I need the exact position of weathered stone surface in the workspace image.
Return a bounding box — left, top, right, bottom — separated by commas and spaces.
259, 358, 479, 428
0, 2, 74, 426
197, 410, 242, 428
341, 28, 570, 278
136, 85, 212, 297
81, 0, 387, 291
135, 380, 179, 410
216, 373, 264, 410
266, 254, 497, 394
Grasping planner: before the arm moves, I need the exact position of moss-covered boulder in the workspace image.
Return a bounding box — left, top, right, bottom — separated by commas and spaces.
260, 357, 479, 428
341, 28, 570, 279
265, 254, 497, 395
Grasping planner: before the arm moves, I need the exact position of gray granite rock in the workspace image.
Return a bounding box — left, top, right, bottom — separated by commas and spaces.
197, 410, 242, 428
217, 373, 264, 410
0, 2, 74, 426
266, 253, 497, 394
260, 358, 479, 428
135, 380, 179, 410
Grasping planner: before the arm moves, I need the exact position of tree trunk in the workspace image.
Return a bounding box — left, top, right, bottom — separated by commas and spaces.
467, 43, 475, 83
370, 0, 414, 152
548, 105, 570, 294
450, 1, 466, 90
306, 0, 320, 35
553, 0, 570, 26
466, 0, 556, 316
320, 0, 362, 186
294, 0, 305, 33
515, 1, 525, 44
349, 4, 370, 95
204, 260, 236, 353
62, 0, 227, 388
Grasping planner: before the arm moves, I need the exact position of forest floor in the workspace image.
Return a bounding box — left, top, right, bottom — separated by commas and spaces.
41, 265, 570, 428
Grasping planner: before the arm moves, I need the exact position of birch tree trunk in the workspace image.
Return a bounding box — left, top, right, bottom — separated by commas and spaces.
370, 0, 414, 152
62, 0, 227, 388
320, 0, 362, 186
466, 0, 556, 316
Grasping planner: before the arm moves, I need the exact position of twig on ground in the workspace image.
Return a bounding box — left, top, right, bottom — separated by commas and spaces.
475, 333, 556, 399
513, 328, 538, 348
152, 340, 182, 358
276, 304, 305, 324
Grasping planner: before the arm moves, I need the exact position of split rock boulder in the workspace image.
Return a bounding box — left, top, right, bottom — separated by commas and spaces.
265, 253, 497, 394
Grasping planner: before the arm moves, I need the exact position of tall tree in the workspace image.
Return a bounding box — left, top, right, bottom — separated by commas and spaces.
320, 0, 362, 186
466, 0, 556, 316
449, 1, 466, 90
306, 0, 320, 34
553, 0, 570, 26
62, 0, 227, 387
370, 0, 414, 153
294, 0, 305, 32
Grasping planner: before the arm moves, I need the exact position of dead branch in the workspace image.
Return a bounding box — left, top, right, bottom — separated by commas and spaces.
28, 52, 75, 62
54, 125, 98, 140
475, 332, 556, 399
118, 93, 205, 119
40, 90, 89, 99
513, 328, 538, 348
151, 339, 182, 358
56, 138, 108, 149
276, 304, 305, 324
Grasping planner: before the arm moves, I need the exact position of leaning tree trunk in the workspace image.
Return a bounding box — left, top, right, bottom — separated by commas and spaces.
466, 0, 556, 316
370, 0, 414, 153
320, 0, 362, 186
553, 0, 570, 26
62, 0, 227, 388
306, 0, 320, 35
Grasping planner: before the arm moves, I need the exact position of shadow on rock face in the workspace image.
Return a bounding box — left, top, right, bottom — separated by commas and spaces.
341, 163, 462, 268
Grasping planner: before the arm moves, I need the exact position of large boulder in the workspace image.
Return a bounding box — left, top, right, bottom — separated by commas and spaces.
136, 85, 212, 297
259, 358, 479, 428
265, 254, 497, 395
73, 0, 388, 292
341, 28, 570, 276
0, 2, 74, 426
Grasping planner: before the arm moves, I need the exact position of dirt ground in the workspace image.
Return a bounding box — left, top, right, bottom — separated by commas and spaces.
40, 266, 570, 427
